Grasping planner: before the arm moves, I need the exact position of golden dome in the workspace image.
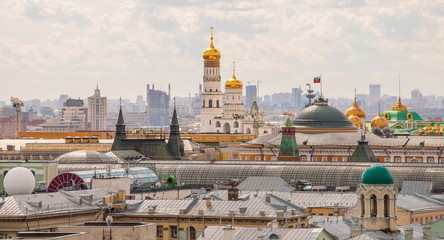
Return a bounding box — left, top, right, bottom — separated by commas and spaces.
345, 90, 366, 118
392, 97, 408, 111
371, 113, 389, 129
346, 102, 366, 118
434, 123, 440, 132
348, 114, 362, 129
426, 122, 432, 131
203, 27, 221, 61
225, 61, 242, 89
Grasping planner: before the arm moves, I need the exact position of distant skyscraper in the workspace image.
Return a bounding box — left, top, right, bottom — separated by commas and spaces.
146, 84, 170, 126
369, 84, 381, 104
291, 87, 303, 107
411, 89, 422, 106
87, 85, 107, 130
246, 85, 257, 109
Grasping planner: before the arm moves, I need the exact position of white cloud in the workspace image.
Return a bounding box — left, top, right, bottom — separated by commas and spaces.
0, 0, 444, 101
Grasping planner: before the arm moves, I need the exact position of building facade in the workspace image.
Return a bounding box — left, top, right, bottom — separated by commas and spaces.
87, 85, 107, 130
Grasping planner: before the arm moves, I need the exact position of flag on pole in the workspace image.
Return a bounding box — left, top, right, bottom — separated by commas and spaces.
313, 76, 321, 83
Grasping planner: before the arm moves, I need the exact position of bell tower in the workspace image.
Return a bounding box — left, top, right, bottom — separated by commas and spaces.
200, 27, 224, 132
355, 165, 398, 235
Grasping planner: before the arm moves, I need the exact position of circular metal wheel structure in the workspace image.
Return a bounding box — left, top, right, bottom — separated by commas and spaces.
47, 173, 87, 192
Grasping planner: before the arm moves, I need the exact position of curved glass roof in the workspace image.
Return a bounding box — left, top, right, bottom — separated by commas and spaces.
55, 150, 118, 164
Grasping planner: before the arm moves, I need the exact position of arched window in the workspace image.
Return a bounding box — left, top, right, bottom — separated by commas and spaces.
360, 194, 365, 217
384, 195, 390, 217
246, 128, 251, 134
209, 100, 213, 108
370, 195, 377, 217
232, 96, 234, 100
210, 89, 212, 92
216, 121, 221, 127
216, 100, 219, 108
209, 120, 211, 125
234, 121, 239, 128
202, 100, 205, 108
3, 170, 8, 179
223, 123, 231, 133
189, 226, 196, 240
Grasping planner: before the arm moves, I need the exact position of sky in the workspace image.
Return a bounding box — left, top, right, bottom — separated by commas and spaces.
1, 0, 444, 102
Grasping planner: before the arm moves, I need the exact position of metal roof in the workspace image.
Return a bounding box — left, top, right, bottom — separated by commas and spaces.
0, 189, 113, 217
237, 177, 294, 192
198, 226, 332, 240
246, 131, 444, 147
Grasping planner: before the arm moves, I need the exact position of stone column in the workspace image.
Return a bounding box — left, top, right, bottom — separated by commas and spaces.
377, 198, 384, 218
364, 198, 371, 218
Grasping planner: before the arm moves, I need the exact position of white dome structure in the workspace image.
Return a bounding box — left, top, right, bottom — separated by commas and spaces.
3, 167, 35, 195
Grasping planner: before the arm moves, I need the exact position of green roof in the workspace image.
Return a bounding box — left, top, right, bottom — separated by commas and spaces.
361, 165, 393, 185
383, 110, 423, 121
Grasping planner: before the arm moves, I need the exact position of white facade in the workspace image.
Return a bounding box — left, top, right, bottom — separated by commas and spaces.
87, 86, 107, 130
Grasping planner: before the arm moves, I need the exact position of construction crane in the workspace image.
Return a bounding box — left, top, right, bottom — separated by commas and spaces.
10, 97, 24, 139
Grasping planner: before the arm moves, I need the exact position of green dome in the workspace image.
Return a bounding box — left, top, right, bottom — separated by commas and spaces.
293, 100, 355, 129
361, 165, 393, 185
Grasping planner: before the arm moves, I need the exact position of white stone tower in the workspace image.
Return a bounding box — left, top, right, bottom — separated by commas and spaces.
200, 27, 223, 132
87, 84, 107, 130
356, 165, 398, 234
223, 61, 244, 118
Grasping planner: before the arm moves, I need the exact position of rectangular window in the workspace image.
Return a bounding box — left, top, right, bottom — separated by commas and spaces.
301, 156, 307, 161
311, 157, 317, 162
271, 156, 277, 161
255, 156, 261, 160
322, 157, 327, 162
170, 226, 178, 238
156, 225, 163, 239
385, 157, 391, 162
395, 157, 401, 162
245, 156, 250, 160
232, 153, 239, 159
342, 157, 348, 162
428, 158, 435, 163
332, 157, 338, 162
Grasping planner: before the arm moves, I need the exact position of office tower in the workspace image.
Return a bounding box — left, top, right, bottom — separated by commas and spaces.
246, 85, 257, 109
87, 85, 107, 130
292, 87, 303, 107
369, 84, 381, 105
146, 84, 170, 126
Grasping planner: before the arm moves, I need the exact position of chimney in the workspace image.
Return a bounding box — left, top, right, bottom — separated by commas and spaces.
117, 190, 126, 203
204, 197, 212, 207
198, 209, 204, 215
423, 225, 432, 240
223, 225, 235, 240
259, 211, 266, 216
228, 188, 239, 201
276, 210, 284, 217
404, 227, 413, 240
265, 195, 271, 203
256, 228, 264, 240
291, 209, 297, 215
179, 209, 186, 214
148, 207, 155, 214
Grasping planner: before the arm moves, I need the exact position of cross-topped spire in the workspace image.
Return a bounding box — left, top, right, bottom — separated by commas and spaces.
232, 61, 236, 77
209, 26, 214, 41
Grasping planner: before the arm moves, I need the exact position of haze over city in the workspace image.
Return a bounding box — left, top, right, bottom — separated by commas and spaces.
1, 0, 444, 101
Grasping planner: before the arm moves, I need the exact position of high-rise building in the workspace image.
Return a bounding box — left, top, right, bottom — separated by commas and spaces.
411, 89, 422, 106
146, 84, 170, 126
87, 85, 107, 130
245, 85, 257, 109
200, 28, 223, 132
291, 87, 303, 107
369, 84, 381, 105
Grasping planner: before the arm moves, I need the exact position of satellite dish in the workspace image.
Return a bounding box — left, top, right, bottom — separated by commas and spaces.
155, 182, 161, 188
105, 215, 113, 226
107, 203, 113, 210
166, 176, 176, 187
3, 167, 35, 195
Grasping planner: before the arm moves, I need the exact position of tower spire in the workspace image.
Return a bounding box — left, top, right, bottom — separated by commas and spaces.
232, 61, 236, 78
209, 26, 214, 47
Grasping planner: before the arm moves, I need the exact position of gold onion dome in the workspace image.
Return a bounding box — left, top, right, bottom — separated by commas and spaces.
345, 90, 366, 118
392, 97, 408, 111
371, 112, 389, 129
225, 61, 243, 89
203, 27, 221, 61
434, 123, 440, 132
348, 114, 362, 129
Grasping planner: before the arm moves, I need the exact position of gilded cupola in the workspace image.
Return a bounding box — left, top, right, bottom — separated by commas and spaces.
203, 27, 221, 61
346, 89, 366, 118
348, 114, 363, 129
392, 96, 408, 111
371, 104, 389, 129
225, 61, 243, 89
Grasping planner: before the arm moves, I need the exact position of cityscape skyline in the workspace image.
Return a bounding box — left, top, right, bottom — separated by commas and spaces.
1, 0, 443, 101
